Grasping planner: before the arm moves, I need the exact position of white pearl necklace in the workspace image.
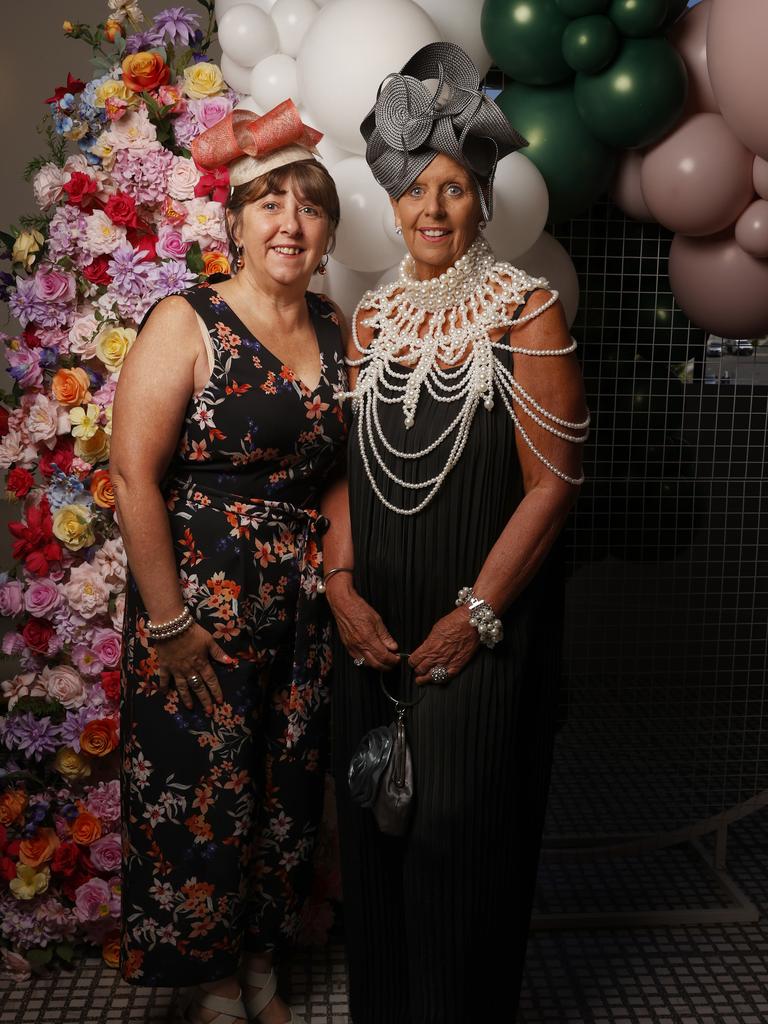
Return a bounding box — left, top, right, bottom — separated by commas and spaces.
341, 235, 591, 517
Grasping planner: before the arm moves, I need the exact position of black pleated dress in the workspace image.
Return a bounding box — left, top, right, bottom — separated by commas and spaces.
332, 319, 564, 1024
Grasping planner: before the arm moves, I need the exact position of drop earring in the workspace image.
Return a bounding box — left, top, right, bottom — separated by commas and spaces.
234, 244, 245, 271
316, 254, 329, 276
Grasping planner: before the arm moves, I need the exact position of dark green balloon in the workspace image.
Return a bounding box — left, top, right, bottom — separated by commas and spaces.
497, 82, 617, 221
663, 0, 689, 27
481, 0, 572, 86
556, 0, 609, 14
574, 37, 688, 149
608, 0, 669, 37
562, 15, 619, 73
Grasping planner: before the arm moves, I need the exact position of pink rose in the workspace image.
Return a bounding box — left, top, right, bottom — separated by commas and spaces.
68, 311, 100, 359
40, 663, 87, 709
155, 226, 191, 260
0, 580, 24, 617
167, 157, 200, 201
89, 832, 122, 874
74, 877, 113, 923
23, 578, 61, 618
91, 628, 122, 668
193, 95, 234, 130
32, 267, 76, 304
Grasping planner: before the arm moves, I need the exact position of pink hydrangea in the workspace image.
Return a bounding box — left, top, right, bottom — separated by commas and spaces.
0, 580, 24, 617
86, 779, 121, 825
112, 146, 175, 207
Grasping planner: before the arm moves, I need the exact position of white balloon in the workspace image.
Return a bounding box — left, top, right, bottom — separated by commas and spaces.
321, 259, 379, 321
332, 156, 406, 272
315, 133, 354, 169
484, 153, 550, 261
412, 0, 492, 76
234, 94, 265, 114
381, 206, 407, 249
515, 232, 580, 328
297, 0, 440, 155
250, 53, 300, 110
221, 54, 257, 95
218, 5, 279, 68
271, 0, 319, 58
216, 0, 275, 16
376, 262, 403, 289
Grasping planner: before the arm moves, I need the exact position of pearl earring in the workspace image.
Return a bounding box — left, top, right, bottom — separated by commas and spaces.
395, 225, 402, 235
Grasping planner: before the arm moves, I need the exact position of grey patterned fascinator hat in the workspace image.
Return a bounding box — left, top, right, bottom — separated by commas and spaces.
360, 42, 528, 222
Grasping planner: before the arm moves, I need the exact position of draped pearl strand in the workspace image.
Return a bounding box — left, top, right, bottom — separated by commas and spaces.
340, 235, 591, 517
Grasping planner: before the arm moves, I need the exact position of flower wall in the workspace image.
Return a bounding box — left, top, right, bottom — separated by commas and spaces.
0, 1, 338, 981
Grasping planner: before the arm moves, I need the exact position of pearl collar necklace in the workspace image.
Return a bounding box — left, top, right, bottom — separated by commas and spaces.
342, 235, 590, 516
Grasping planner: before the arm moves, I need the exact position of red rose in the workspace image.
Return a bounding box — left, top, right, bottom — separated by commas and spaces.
39, 437, 75, 479
22, 328, 42, 349
51, 840, 80, 877
82, 255, 112, 286
104, 192, 139, 227
0, 407, 9, 438
100, 670, 121, 702
63, 171, 99, 209
126, 228, 158, 262
6, 840, 20, 859
6, 467, 35, 499
0, 857, 15, 883
21, 618, 54, 655
61, 866, 92, 902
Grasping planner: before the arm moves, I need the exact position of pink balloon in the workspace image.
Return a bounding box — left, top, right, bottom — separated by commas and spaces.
640, 113, 754, 236
611, 151, 654, 223
708, 0, 768, 160
735, 200, 768, 259
669, 232, 768, 337
669, 0, 719, 116
753, 157, 768, 201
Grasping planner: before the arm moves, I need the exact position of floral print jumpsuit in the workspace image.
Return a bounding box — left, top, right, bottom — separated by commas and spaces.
120, 281, 349, 986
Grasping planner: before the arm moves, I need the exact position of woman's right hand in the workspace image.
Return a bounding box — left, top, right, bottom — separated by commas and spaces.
326, 580, 400, 671
154, 623, 235, 713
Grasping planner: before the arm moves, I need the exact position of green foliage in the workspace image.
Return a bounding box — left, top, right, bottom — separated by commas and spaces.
24, 124, 68, 181
186, 242, 206, 274
9, 697, 67, 723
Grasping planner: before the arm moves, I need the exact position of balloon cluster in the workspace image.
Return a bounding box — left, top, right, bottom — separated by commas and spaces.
481, 0, 689, 222
215, 0, 580, 322
613, 0, 768, 338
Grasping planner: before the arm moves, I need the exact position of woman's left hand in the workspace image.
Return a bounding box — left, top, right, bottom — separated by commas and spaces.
408, 607, 480, 685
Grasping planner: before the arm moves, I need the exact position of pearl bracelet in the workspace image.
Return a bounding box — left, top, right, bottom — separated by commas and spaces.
147, 607, 194, 642
456, 587, 503, 648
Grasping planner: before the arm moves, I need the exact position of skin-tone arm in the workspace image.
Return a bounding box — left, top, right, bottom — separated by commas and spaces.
408, 290, 588, 683
320, 304, 400, 670
110, 296, 232, 713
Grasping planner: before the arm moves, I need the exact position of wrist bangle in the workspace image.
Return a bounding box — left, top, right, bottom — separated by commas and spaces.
317, 567, 353, 594
456, 587, 503, 648
147, 607, 194, 641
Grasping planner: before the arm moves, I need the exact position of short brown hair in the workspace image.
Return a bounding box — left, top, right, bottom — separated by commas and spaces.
225, 158, 340, 263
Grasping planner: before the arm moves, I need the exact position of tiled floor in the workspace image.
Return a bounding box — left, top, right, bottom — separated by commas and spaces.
2, 811, 767, 1023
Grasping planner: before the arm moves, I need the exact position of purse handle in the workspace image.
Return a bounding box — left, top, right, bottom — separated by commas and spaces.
379, 652, 426, 715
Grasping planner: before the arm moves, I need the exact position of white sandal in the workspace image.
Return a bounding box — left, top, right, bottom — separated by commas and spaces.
180, 984, 248, 1023
242, 968, 305, 1024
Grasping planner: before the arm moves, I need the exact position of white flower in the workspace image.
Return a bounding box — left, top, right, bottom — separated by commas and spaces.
93, 537, 128, 589
85, 210, 127, 256
68, 309, 100, 359
61, 562, 111, 619
107, 107, 158, 152
108, 0, 144, 26
181, 198, 227, 251
0, 430, 36, 470
111, 591, 126, 632
167, 157, 200, 201
64, 154, 91, 176
24, 393, 59, 448
33, 164, 67, 210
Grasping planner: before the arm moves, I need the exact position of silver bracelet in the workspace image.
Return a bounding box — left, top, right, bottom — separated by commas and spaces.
317, 567, 353, 594
147, 607, 194, 641
456, 587, 503, 648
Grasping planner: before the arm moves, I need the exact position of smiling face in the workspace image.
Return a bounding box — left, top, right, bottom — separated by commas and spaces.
390, 153, 484, 280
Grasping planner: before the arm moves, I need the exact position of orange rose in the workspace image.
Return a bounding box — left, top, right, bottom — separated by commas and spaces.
102, 933, 121, 968
121, 52, 170, 94
0, 789, 28, 826
19, 827, 60, 868
203, 251, 231, 276
80, 718, 119, 757
90, 469, 115, 509
71, 811, 102, 846
52, 367, 92, 407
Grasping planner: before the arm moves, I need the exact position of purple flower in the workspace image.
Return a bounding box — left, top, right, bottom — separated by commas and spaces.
86, 780, 121, 825
148, 260, 198, 298
112, 147, 174, 206
172, 108, 204, 150
107, 244, 154, 296
8, 277, 46, 329
48, 206, 88, 263
5, 343, 43, 389
58, 706, 100, 752
153, 6, 200, 46
123, 26, 165, 53
3, 713, 61, 761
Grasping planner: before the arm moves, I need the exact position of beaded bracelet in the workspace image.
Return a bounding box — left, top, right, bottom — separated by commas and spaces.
317, 567, 353, 594
456, 587, 503, 648
147, 607, 194, 642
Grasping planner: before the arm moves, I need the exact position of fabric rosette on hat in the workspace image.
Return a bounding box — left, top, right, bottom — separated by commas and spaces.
191, 98, 324, 187
360, 42, 528, 221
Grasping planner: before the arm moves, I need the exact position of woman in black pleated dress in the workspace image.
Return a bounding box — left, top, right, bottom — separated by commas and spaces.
320, 44, 590, 1023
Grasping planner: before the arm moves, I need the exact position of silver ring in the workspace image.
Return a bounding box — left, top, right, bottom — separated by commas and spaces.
187, 674, 205, 691
353, 657, 365, 667
430, 665, 448, 683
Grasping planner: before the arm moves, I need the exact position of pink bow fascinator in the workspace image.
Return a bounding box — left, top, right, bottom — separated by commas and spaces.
191, 99, 324, 187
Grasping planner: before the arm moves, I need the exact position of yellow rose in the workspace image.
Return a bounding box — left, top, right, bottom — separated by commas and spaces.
75, 427, 110, 465
183, 62, 225, 99
52, 503, 95, 551
95, 325, 136, 373
94, 79, 134, 108
54, 746, 92, 781
10, 865, 50, 901
12, 230, 44, 270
